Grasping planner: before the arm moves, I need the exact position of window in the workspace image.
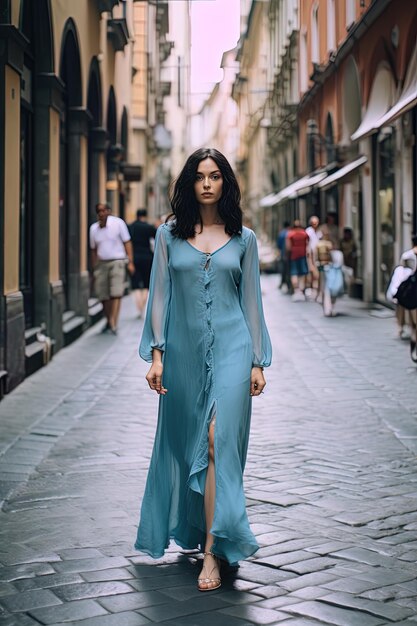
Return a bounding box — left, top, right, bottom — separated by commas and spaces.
300, 29, 308, 93
311, 4, 319, 65
346, 0, 355, 28
327, 0, 336, 52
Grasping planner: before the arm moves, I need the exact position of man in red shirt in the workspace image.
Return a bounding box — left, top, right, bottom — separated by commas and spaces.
286, 219, 310, 301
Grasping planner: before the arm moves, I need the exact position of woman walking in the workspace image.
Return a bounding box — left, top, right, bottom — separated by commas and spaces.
135, 148, 272, 591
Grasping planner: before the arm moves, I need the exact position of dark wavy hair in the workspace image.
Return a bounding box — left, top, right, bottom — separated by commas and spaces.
168, 148, 243, 239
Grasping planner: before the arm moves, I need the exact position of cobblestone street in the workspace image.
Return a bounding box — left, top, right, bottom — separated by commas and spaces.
1, 276, 417, 626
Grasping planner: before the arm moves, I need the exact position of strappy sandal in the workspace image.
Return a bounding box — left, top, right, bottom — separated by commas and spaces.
197, 552, 221, 592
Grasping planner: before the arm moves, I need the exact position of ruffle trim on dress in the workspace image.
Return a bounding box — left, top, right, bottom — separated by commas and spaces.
203, 263, 214, 394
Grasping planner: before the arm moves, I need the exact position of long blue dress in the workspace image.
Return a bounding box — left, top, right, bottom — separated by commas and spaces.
135, 223, 272, 565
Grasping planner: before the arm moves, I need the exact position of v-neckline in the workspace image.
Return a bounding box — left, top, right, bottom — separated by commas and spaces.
185, 236, 234, 256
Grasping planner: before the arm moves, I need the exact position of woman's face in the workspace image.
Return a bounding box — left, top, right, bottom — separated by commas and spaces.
194, 158, 223, 208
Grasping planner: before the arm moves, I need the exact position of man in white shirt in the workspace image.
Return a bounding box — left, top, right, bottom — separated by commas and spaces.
306, 215, 322, 295
90, 203, 135, 334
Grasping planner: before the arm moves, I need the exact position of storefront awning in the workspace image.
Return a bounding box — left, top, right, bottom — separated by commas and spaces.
318, 155, 367, 190
273, 171, 327, 204
259, 193, 278, 208
377, 41, 417, 129
259, 172, 327, 207
351, 66, 395, 142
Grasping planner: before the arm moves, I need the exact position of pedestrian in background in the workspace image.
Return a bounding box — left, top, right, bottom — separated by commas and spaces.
135, 147, 272, 592
286, 219, 309, 301
340, 227, 358, 278
323, 249, 345, 317
129, 209, 157, 318
89, 203, 135, 335
305, 215, 322, 296
399, 234, 417, 361
277, 220, 291, 291
315, 231, 333, 306
319, 212, 339, 248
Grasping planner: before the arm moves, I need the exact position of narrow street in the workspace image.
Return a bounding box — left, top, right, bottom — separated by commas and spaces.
0, 277, 417, 626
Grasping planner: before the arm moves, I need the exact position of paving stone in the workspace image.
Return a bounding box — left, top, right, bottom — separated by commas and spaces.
219, 605, 290, 624
304, 541, 352, 555
329, 547, 404, 568
252, 596, 303, 610
52, 580, 135, 601
237, 563, 295, 585
138, 595, 229, 622
58, 548, 104, 560
216, 591, 266, 605
29, 599, 109, 624
321, 576, 381, 594
0, 615, 40, 625
258, 551, 317, 569
319, 591, 414, 621
158, 613, 255, 626
127, 573, 196, 592
272, 617, 330, 626
0, 582, 17, 598
249, 585, 287, 599
0, 549, 61, 566
48, 611, 152, 625
0, 588, 62, 613
281, 557, 337, 575
81, 568, 134, 582
278, 572, 338, 592
53, 557, 130, 574
290, 586, 329, 600
14, 573, 84, 592
0, 563, 56, 582
356, 569, 416, 586
283, 600, 387, 625
98, 590, 169, 612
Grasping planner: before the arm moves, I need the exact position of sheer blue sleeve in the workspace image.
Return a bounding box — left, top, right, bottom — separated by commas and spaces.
239, 230, 272, 368
139, 225, 171, 362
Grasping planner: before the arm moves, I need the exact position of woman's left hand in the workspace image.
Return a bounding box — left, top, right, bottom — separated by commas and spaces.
250, 367, 266, 396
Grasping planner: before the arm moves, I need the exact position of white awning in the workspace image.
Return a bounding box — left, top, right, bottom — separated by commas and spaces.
377, 40, 417, 128
318, 155, 367, 190
259, 193, 278, 208
351, 66, 395, 142
274, 171, 327, 204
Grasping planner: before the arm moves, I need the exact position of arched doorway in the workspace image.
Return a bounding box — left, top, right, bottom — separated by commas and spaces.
19, 0, 54, 328
323, 112, 338, 219
106, 87, 120, 213
87, 56, 103, 265
119, 106, 129, 222
342, 56, 364, 286
59, 19, 82, 312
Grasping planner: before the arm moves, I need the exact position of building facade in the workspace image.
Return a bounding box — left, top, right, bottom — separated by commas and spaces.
298, 0, 417, 302
236, 0, 417, 304
131, 0, 191, 224
233, 0, 271, 229
0, 0, 137, 395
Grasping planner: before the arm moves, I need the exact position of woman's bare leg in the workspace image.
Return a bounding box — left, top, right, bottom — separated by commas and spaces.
204, 418, 216, 552
199, 417, 220, 590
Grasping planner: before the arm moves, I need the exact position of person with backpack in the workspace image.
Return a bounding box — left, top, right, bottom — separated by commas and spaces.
395, 234, 417, 362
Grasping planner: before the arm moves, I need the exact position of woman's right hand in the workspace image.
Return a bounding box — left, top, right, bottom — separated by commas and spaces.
146, 361, 168, 395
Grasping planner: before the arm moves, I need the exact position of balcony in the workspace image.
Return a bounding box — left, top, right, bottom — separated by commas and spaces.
107, 18, 129, 52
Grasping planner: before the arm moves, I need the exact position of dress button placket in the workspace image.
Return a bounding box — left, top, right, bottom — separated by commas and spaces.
203, 254, 214, 394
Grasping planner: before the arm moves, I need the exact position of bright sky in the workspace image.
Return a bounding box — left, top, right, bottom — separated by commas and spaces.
190, 0, 240, 98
